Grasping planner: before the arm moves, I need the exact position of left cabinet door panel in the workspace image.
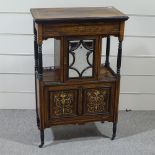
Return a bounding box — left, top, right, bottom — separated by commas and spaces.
45, 85, 79, 124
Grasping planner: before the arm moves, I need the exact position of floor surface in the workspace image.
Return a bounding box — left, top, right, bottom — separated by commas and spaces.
0, 110, 155, 155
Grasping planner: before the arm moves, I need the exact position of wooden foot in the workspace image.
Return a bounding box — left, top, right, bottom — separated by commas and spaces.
39, 129, 44, 148
111, 122, 117, 140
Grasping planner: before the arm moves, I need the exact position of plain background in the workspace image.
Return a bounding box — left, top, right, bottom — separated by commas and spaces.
0, 0, 155, 110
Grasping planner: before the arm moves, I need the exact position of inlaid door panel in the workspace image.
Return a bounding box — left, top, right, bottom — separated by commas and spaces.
83, 84, 114, 116
47, 88, 78, 119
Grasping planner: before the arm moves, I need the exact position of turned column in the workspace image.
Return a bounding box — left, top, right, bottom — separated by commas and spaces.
33, 21, 40, 128
117, 39, 123, 76
105, 36, 110, 67
38, 44, 43, 80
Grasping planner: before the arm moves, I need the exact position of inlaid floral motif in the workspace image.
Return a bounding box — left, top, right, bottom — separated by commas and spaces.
86, 89, 108, 113
52, 92, 74, 116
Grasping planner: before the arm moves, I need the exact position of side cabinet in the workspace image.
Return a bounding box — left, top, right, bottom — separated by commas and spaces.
31, 7, 129, 147
44, 82, 115, 126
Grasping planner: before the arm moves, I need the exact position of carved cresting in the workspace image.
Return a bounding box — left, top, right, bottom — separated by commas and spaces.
86, 89, 109, 113
52, 92, 74, 116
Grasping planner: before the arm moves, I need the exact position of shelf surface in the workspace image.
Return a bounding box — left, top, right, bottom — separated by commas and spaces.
30, 7, 129, 23
43, 68, 61, 82
41, 65, 116, 85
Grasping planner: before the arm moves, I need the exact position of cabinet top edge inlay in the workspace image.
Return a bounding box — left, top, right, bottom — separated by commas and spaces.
30, 7, 129, 23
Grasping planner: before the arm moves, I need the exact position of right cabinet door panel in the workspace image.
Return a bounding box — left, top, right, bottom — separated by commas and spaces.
82, 83, 115, 116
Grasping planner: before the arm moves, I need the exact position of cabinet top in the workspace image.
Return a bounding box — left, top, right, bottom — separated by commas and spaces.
30, 7, 129, 23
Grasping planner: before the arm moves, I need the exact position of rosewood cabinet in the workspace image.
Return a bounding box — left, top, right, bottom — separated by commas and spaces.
30, 7, 129, 147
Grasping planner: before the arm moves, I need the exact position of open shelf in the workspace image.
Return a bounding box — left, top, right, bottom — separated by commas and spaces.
41, 64, 116, 84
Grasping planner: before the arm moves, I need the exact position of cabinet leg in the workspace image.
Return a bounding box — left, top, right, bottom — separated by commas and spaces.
39, 129, 44, 148
101, 121, 105, 123
111, 122, 117, 140
36, 114, 40, 129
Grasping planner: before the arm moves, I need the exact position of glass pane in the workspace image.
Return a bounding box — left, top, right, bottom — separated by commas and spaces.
68, 40, 94, 78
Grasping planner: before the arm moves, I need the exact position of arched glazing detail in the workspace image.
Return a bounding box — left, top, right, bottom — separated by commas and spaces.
68, 40, 95, 78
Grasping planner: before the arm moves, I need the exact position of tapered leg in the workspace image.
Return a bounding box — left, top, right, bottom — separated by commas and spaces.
111, 122, 117, 140
35, 73, 40, 130
35, 72, 40, 129
39, 129, 44, 148
36, 114, 40, 129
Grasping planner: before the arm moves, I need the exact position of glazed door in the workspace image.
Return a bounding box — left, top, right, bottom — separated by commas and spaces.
64, 36, 100, 81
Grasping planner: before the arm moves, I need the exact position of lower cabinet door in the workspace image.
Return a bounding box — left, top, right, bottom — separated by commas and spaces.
44, 83, 115, 125
82, 83, 115, 116
46, 86, 78, 120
